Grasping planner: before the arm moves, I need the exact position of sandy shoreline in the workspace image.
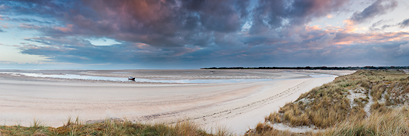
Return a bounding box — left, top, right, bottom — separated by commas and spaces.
0, 69, 354, 134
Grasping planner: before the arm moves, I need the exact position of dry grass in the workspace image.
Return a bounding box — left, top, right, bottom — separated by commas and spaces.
264, 70, 409, 129
0, 118, 231, 136
251, 70, 409, 135
245, 122, 317, 136
247, 107, 409, 136
323, 107, 409, 136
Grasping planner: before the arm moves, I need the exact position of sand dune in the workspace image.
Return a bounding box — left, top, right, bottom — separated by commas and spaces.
0, 69, 354, 134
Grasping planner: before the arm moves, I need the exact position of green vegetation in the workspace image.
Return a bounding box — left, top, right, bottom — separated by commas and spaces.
1, 70, 408, 136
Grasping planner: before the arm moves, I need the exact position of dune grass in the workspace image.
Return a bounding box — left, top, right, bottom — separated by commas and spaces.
324, 107, 409, 136
264, 70, 409, 128
246, 70, 409, 135
0, 118, 230, 136
246, 107, 409, 136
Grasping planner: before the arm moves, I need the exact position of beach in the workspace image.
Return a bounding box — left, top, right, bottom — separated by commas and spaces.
0, 69, 354, 134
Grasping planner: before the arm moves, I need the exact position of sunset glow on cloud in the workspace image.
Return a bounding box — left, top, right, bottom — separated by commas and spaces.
0, 0, 408, 69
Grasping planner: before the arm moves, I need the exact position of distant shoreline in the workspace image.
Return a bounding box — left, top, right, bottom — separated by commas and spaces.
202, 66, 409, 70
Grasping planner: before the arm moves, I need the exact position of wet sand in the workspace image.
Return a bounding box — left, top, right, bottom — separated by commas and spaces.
0, 69, 354, 134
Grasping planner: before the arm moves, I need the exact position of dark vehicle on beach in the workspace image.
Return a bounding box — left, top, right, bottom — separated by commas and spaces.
128, 77, 135, 81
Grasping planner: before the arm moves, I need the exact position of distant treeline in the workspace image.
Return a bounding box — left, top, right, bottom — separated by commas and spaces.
201, 66, 409, 70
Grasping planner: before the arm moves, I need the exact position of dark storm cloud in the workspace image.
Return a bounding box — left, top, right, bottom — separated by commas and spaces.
71, 0, 249, 47
2, 0, 250, 48
17, 28, 409, 66
181, 0, 250, 33
350, 0, 397, 24
250, 0, 349, 34
2, 0, 348, 47
1, 0, 408, 67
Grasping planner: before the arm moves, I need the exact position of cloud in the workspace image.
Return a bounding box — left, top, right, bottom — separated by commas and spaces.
3, 0, 348, 47
0, 28, 4, 32
369, 19, 393, 31
316, 33, 336, 47
2, 0, 409, 67
17, 36, 206, 64
0, 4, 6, 10
3, 0, 253, 48
371, 20, 387, 28
0, 15, 54, 25
397, 42, 409, 55
16, 25, 409, 67
350, 0, 397, 24
370, 18, 409, 31
399, 18, 409, 28
250, 0, 349, 34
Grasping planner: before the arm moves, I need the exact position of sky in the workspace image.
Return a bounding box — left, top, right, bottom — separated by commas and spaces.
0, 0, 408, 69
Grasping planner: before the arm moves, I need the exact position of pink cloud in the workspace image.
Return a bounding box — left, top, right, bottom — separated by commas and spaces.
134, 43, 150, 49
53, 24, 73, 33
19, 24, 41, 29
173, 47, 200, 56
